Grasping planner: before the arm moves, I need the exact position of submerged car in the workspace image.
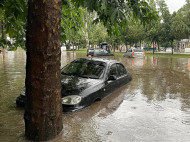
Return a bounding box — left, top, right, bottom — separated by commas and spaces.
87, 49, 114, 57
124, 48, 145, 58
16, 58, 132, 112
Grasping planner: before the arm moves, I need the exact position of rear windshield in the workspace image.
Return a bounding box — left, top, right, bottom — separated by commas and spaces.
88, 50, 94, 53
61, 60, 106, 79
94, 49, 108, 54
133, 49, 143, 52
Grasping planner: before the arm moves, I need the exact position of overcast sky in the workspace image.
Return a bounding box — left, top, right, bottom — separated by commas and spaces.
165, 0, 186, 13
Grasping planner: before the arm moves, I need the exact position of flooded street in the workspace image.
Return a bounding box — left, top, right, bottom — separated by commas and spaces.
0, 50, 190, 142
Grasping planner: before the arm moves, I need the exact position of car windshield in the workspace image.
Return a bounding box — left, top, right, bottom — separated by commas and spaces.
61, 59, 106, 79
88, 49, 94, 53
94, 49, 108, 54
133, 49, 143, 52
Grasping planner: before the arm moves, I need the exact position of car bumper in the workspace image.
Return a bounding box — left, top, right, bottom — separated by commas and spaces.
16, 95, 85, 113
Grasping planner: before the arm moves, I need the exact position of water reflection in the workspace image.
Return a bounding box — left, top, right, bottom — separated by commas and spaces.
188, 59, 190, 71
0, 50, 190, 142
130, 58, 146, 68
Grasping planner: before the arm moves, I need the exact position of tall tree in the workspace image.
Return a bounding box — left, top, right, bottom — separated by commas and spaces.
171, 13, 189, 41
24, 0, 63, 141
157, 0, 173, 53
144, 0, 160, 53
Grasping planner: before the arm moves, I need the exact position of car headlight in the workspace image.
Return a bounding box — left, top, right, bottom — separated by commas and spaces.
62, 95, 82, 105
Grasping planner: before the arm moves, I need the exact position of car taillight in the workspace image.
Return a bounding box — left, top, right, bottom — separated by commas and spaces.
131, 52, 134, 56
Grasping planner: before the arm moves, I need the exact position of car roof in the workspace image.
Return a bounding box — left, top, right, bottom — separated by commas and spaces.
74, 58, 120, 65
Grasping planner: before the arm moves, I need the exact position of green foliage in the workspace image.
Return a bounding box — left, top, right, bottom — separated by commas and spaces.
71, 0, 158, 36
178, 1, 190, 36
0, 0, 159, 49
0, 0, 27, 47
61, 1, 84, 43
171, 13, 190, 40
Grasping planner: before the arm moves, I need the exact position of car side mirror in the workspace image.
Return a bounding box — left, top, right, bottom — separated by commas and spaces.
108, 75, 117, 81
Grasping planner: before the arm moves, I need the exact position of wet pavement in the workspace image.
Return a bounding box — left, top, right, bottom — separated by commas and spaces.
0, 50, 190, 142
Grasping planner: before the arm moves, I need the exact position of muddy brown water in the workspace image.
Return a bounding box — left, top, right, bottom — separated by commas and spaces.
0, 50, 190, 142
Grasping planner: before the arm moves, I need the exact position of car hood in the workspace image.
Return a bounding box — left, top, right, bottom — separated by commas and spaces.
61, 75, 101, 97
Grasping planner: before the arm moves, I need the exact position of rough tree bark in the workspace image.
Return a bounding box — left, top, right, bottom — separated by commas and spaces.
24, 0, 63, 141
171, 40, 174, 55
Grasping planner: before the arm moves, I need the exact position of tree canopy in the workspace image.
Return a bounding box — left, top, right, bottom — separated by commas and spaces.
0, 0, 158, 49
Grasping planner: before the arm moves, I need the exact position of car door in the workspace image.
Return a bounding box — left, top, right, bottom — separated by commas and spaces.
103, 63, 119, 97
116, 63, 129, 87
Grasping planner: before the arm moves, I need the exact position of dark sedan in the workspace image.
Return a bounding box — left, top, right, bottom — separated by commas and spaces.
87, 49, 114, 56
16, 58, 132, 112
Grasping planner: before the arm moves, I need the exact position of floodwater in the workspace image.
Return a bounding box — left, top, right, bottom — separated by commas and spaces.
0, 50, 190, 142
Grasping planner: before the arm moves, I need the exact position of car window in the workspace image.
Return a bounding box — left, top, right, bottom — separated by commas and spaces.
117, 64, 127, 77
108, 64, 118, 77
94, 50, 101, 54
61, 60, 106, 79
94, 49, 106, 55
94, 50, 99, 53
88, 49, 94, 53
103, 50, 108, 54
133, 49, 143, 52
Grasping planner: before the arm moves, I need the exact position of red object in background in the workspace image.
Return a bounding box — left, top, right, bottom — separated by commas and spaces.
131, 59, 134, 67
88, 53, 93, 56
155, 44, 157, 47
131, 52, 134, 56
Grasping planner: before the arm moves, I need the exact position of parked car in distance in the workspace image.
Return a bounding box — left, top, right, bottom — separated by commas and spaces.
166, 47, 173, 52
16, 58, 132, 112
160, 47, 165, 51
87, 49, 114, 57
87, 48, 94, 56
124, 48, 145, 58
100, 42, 111, 53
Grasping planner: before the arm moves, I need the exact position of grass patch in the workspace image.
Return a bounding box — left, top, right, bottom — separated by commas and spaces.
65, 50, 190, 58
65, 49, 125, 56
66, 50, 87, 54
112, 52, 125, 56
146, 53, 190, 58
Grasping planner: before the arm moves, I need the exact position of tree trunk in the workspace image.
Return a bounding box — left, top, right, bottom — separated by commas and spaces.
66, 40, 71, 50
153, 41, 155, 54
1, 21, 4, 40
24, 0, 63, 141
171, 40, 174, 55
1, 20, 6, 41
1, 20, 7, 51
85, 21, 89, 50
114, 42, 116, 53
158, 42, 160, 51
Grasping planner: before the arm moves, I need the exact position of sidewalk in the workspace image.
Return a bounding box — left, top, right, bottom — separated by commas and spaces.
157, 51, 190, 55
146, 51, 190, 55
